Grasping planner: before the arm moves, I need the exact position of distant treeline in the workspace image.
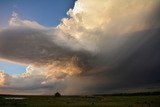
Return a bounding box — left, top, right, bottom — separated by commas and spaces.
94, 91, 160, 96
0, 91, 160, 97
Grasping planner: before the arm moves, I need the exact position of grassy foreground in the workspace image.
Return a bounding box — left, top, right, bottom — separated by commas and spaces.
0, 95, 160, 107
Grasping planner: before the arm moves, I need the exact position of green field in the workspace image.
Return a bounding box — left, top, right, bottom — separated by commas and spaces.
0, 95, 160, 107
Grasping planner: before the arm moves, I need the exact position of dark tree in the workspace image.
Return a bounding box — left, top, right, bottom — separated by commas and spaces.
55, 92, 61, 97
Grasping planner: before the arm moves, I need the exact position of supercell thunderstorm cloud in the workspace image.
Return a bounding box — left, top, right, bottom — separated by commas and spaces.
0, 0, 160, 95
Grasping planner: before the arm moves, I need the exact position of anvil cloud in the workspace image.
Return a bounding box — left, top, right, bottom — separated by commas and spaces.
0, 0, 160, 95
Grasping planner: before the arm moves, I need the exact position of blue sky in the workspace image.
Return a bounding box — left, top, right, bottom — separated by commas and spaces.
0, 0, 75, 27
0, 0, 75, 75
0, 61, 27, 75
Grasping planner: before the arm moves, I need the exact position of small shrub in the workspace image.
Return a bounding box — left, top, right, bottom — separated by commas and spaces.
54, 92, 61, 97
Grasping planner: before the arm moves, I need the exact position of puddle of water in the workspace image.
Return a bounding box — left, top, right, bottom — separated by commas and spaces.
5, 97, 26, 100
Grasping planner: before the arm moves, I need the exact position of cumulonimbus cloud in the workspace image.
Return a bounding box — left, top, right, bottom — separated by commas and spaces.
0, 0, 160, 95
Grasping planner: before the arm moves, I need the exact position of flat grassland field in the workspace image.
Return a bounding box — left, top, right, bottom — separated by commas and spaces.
0, 95, 160, 107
